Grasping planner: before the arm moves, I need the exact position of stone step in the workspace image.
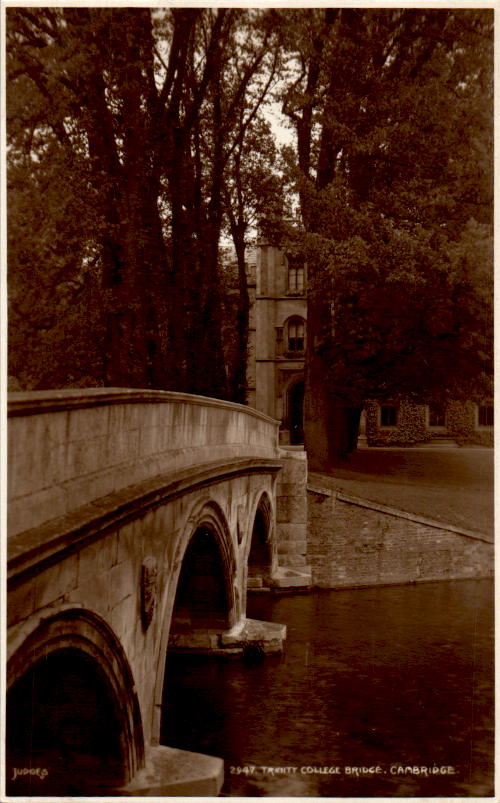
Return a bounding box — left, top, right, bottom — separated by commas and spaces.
247, 576, 264, 588
269, 566, 312, 589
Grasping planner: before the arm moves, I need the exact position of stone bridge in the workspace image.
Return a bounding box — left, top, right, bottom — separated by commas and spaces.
7, 389, 310, 797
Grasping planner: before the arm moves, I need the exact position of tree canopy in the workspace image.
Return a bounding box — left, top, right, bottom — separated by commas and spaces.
7, 7, 280, 395
273, 8, 493, 463
7, 7, 493, 454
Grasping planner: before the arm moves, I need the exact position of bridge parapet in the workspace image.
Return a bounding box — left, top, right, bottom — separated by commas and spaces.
8, 388, 280, 538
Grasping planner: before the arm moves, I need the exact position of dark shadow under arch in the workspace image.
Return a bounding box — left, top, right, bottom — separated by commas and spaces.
7, 609, 143, 797
248, 494, 273, 580
170, 526, 232, 634
161, 523, 235, 749
7, 648, 125, 796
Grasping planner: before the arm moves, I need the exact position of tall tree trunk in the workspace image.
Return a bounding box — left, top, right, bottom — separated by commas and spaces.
304, 287, 341, 468
230, 222, 250, 404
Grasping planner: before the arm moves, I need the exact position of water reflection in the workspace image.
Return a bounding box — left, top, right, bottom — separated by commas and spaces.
162, 579, 493, 797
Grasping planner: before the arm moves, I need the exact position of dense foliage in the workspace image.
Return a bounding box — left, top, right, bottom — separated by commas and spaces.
7, 7, 280, 395
7, 9, 493, 461
274, 8, 493, 463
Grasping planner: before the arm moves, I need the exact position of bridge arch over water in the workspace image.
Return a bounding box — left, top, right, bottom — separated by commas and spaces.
7, 388, 308, 795
7, 607, 144, 795
246, 491, 276, 586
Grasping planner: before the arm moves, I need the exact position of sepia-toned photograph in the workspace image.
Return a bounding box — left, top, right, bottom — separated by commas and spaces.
3, 3, 494, 799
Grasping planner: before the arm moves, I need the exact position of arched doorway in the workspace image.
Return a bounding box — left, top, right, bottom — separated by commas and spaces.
288, 380, 305, 444
7, 648, 126, 796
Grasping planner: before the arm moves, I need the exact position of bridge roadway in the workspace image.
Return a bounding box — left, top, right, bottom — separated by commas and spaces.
6, 388, 310, 797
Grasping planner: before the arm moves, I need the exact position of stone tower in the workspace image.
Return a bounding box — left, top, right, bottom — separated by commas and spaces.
248, 240, 307, 444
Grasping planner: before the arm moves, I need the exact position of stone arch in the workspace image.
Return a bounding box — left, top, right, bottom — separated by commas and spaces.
6, 608, 143, 796
151, 498, 237, 743
173, 498, 237, 628
170, 526, 232, 633
246, 491, 276, 585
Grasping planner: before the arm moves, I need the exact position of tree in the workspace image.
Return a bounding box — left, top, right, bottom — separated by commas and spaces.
277, 8, 493, 466
7, 7, 279, 398
222, 115, 287, 402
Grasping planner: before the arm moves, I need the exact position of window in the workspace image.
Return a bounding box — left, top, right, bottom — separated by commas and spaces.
428, 403, 446, 428
288, 265, 305, 294
275, 326, 284, 356
287, 319, 305, 353
380, 405, 397, 427
478, 405, 494, 427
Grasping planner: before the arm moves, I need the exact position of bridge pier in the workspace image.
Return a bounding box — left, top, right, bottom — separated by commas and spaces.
123, 745, 224, 796
169, 617, 286, 656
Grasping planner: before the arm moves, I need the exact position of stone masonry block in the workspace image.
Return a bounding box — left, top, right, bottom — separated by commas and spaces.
276, 496, 307, 524
66, 571, 112, 615
8, 580, 36, 627
275, 522, 307, 543
8, 485, 67, 537
139, 426, 162, 458
65, 436, 108, 479
108, 427, 140, 466
277, 540, 307, 555
34, 555, 78, 610
276, 483, 307, 498
108, 595, 139, 657
68, 406, 110, 442
108, 560, 139, 608
278, 458, 307, 484
77, 534, 118, 584
278, 554, 308, 567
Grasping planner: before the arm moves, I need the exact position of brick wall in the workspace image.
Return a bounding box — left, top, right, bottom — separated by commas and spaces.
307, 485, 493, 588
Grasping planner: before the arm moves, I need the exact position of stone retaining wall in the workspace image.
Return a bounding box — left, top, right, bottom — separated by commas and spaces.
307, 484, 493, 588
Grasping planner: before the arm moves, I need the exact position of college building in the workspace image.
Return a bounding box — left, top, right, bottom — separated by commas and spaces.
246, 240, 493, 449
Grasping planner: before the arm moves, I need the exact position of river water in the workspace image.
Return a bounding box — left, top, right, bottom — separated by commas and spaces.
161, 579, 494, 797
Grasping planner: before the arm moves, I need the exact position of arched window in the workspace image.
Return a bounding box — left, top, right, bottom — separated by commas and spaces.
286, 318, 305, 353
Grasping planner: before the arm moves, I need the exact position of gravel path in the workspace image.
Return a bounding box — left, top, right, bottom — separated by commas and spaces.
310, 447, 494, 537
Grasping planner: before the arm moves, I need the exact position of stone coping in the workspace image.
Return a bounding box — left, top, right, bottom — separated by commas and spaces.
307, 483, 493, 544
8, 387, 280, 426
8, 457, 283, 583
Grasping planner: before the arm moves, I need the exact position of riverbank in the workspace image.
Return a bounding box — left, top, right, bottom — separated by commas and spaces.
311, 446, 494, 537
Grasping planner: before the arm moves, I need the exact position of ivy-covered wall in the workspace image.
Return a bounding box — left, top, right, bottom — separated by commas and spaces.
365, 398, 493, 447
